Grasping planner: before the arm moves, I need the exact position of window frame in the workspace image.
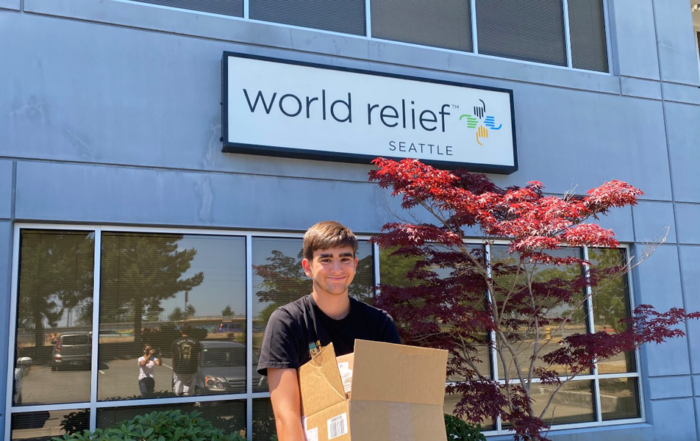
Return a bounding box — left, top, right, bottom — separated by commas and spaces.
6, 224, 643, 439
378, 239, 645, 435
118, 0, 613, 74
4, 223, 375, 439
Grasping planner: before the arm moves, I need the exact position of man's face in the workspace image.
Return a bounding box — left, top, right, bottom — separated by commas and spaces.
302, 246, 358, 298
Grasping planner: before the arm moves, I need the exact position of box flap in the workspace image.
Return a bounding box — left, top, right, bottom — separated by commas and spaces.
351, 340, 448, 405
299, 343, 348, 417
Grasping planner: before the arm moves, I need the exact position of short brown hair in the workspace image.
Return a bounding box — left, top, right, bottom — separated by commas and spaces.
303, 221, 358, 260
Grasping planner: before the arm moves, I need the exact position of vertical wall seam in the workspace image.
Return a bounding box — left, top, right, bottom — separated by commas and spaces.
2, 162, 17, 436
651, 0, 698, 438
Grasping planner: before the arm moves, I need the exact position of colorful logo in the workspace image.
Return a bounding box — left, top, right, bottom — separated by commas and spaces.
459, 99, 502, 146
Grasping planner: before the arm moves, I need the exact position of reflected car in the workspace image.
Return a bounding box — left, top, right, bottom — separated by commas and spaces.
51, 331, 92, 371
14, 357, 32, 404
195, 341, 265, 394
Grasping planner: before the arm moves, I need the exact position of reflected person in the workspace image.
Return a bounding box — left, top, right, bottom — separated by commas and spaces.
138, 344, 162, 397
171, 324, 202, 396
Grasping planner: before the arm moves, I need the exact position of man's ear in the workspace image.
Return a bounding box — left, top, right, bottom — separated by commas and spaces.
301, 258, 313, 278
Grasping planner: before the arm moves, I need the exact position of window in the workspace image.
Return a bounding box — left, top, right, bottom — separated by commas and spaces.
476, 0, 567, 66
250, 0, 366, 36
133, 0, 243, 17
8, 226, 376, 440
380, 243, 641, 435
126, 0, 610, 72
9, 226, 638, 439
371, 0, 473, 52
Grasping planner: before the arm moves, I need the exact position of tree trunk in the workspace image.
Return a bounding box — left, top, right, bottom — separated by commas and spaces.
133, 300, 143, 351
34, 307, 44, 360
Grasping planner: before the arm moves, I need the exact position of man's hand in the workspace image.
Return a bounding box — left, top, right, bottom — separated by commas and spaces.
268, 368, 305, 441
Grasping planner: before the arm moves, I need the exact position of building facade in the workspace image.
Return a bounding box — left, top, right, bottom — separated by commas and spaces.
2, 0, 700, 439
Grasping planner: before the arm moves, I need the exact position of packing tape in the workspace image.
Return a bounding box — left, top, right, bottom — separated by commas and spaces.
388, 402, 414, 441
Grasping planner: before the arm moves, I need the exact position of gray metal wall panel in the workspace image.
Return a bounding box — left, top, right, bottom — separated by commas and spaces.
0, 160, 12, 219
488, 86, 672, 201
596, 205, 634, 243
1, 11, 642, 195
634, 245, 689, 377
20, 0, 621, 95
676, 204, 700, 245
653, 0, 700, 86
679, 246, 700, 374
14, 161, 398, 233
647, 399, 698, 439
0, 221, 12, 437
0, 0, 19, 10
666, 102, 700, 203
648, 376, 693, 400
609, 0, 660, 80
620, 77, 662, 100
632, 201, 676, 243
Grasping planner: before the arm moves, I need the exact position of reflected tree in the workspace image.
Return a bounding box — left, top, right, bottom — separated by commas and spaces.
254, 250, 374, 318
18, 232, 94, 357
221, 305, 234, 317
100, 234, 204, 348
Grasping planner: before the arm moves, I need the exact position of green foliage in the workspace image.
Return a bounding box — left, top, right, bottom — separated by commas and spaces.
53, 410, 248, 441
444, 414, 487, 441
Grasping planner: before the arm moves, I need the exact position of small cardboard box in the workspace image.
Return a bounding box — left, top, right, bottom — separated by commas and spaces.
298, 339, 448, 441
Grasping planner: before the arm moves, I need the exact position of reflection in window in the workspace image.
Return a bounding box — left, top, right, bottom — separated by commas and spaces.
12, 408, 89, 441
253, 398, 276, 441
599, 378, 640, 421
589, 248, 635, 374
491, 246, 587, 379
529, 381, 595, 425
15, 230, 94, 405
98, 233, 248, 400
252, 238, 374, 392
443, 392, 495, 431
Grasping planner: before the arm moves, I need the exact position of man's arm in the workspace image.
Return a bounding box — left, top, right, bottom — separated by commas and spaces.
268, 368, 305, 441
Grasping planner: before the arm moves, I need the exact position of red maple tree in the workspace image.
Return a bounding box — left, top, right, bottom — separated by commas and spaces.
369, 158, 699, 440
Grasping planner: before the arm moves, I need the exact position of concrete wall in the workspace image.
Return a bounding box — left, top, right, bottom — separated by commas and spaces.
2, 0, 700, 438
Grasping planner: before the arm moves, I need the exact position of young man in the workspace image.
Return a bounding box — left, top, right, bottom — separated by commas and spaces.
170, 324, 202, 396
257, 221, 401, 441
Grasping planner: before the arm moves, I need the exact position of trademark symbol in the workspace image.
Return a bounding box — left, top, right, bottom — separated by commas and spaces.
452, 104, 460, 109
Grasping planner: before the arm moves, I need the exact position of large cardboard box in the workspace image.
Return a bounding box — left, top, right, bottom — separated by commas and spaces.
298, 339, 448, 441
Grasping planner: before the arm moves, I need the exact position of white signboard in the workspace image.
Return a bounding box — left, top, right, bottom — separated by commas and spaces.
222, 52, 517, 173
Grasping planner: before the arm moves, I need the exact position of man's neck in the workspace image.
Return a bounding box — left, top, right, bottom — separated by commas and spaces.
312, 291, 351, 320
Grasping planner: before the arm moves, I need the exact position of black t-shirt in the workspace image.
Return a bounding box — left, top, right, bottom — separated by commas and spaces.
256, 294, 401, 376
171, 337, 202, 375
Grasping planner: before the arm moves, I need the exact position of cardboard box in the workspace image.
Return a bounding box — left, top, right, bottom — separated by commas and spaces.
298, 339, 448, 441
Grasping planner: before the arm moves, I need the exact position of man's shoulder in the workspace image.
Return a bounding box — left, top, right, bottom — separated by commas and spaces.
274, 295, 312, 319
352, 297, 392, 320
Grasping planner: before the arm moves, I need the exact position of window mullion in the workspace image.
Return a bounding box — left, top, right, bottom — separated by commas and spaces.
89, 228, 103, 431
365, 0, 372, 38
470, 0, 478, 54
373, 241, 381, 295
246, 234, 254, 436
243, 0, 249, 19
602, 0, 613, 74
562, 0, 573, 68
583, 246, 603, 423
5, 226, 22, 441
